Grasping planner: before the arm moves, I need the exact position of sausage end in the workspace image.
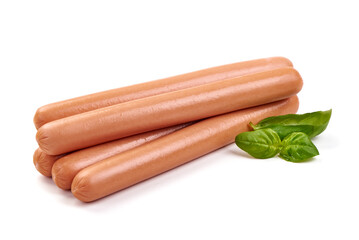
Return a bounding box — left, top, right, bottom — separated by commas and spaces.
36, 124, 56, 155
33, 148, 53, 177
274, 56, 293, 68
33, 107, 48, 130
71, 170, 94, 203
52, 159, 73, 190
290, 68, 304, 93
287, 95, 300, 114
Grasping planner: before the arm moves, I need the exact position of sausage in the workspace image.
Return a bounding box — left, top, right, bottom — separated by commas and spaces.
37, 68, 302, 155
71, 96, 299, 202
33, 57, 292, 129
38, 68, 302, 156
33, 123, 190, 179
33, 148, 65, 177
52, 123, 192, 190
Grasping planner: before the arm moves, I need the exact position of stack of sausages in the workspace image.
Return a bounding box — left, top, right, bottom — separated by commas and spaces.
33, 57, 302, 202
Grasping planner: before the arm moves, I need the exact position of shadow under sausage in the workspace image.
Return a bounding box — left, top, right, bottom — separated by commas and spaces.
36, 174, 78, 204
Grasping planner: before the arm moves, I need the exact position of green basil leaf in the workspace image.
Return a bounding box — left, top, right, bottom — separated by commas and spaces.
235, 129, 281, 159
250, 109, 332, 139
279, 132, 319, 162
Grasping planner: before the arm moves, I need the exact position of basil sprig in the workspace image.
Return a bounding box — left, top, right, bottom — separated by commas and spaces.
249, 109, 332, 139
235, 109, 331, 162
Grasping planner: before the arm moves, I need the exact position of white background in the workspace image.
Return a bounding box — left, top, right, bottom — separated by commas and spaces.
1, 1, 358, 239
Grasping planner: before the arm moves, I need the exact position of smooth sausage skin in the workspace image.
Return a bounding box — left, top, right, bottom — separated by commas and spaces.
33, 148, 65, 177
37, 68, 302, 155
33, 57, 292, 129
72, 96, 299, 202
52, 123, 192, 190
